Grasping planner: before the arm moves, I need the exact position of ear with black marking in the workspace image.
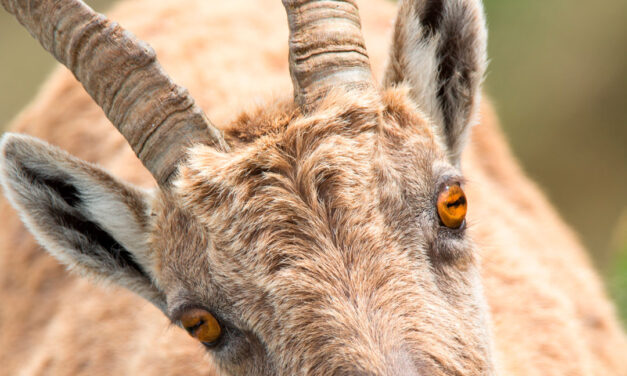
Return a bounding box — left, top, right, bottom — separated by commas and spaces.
0, 133, 165, 310
384, 0, 487, 164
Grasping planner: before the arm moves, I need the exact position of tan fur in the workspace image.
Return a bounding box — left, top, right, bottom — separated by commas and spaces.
0, 0, 625, 375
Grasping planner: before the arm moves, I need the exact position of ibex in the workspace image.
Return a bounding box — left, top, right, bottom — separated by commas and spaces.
0, 0, 625, 374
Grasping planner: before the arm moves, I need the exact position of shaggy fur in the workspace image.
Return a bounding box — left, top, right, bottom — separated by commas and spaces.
384, 0, 488, 164
0, 0, 625, 375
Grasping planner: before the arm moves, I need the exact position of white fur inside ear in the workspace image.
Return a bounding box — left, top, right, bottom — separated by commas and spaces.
0, 133, 165, 310
79, 184, 155, 268
384, 0, 488, 164
404, 31, 445, 128
404, 37, 451, 155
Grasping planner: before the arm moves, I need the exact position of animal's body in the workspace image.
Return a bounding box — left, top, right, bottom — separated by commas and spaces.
0, 0, 625, 375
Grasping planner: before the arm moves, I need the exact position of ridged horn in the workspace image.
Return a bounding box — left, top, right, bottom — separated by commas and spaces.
282, 0, 374, 110
1, 0, 229, 186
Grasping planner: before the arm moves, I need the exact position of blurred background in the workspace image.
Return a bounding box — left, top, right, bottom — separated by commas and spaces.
0, 0, 625, 323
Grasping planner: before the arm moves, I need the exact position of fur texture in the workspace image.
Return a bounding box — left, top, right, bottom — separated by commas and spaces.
0, 0, 625, 375
384, 0, 487, 164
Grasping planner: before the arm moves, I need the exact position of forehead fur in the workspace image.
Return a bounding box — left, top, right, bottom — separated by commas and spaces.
150, 87, 488, 374
174, 87, 445, 268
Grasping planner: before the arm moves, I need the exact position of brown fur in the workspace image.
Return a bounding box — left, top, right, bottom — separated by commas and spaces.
0, 0, 625, 375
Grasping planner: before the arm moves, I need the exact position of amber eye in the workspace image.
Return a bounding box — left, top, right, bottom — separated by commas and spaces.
180, 308, 222, 347
437, 183, 467, 229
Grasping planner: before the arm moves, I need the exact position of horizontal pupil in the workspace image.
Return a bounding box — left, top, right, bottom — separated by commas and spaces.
186, 319, 205, 334
446, 196, 466, 208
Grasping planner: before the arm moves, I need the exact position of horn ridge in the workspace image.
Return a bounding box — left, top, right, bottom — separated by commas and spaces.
1, 0, 229, 186
283, 0, 375, 110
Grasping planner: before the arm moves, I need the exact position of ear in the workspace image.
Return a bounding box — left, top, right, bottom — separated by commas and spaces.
384, 0, 487, 164
0, 133, 166, 310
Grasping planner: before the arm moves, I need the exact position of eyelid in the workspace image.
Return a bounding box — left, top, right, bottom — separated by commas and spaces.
169, 303, 207, 325
435, 174, 466, 194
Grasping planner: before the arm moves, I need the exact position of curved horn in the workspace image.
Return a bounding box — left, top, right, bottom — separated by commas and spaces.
1, 0, 229, 186
282, 0, 374, 110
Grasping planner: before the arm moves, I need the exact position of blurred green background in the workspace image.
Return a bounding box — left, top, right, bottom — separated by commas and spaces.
0, 1, 625, 323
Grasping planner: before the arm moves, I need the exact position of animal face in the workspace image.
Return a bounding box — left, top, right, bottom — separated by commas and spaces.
0, 0, 492, 374
150, 91, 492, 374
